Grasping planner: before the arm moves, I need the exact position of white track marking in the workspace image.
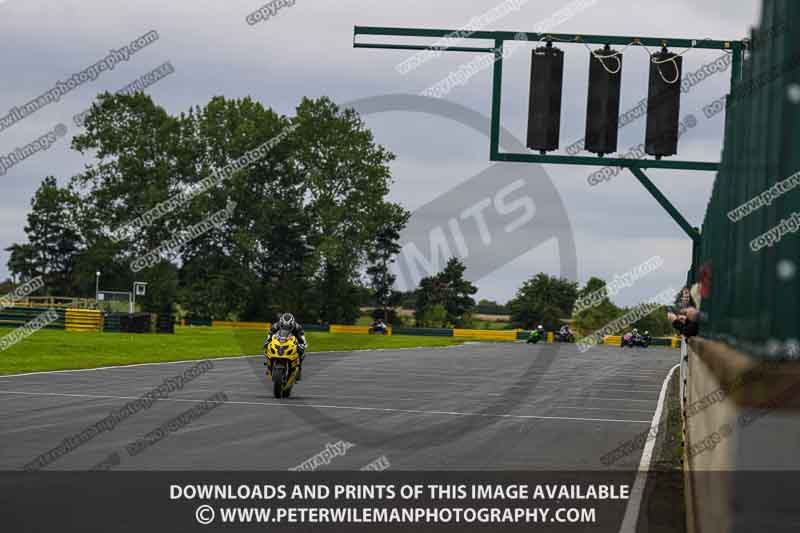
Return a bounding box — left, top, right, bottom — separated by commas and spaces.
0, 390, 651, 424
296, 378, 661, 395
618, 363, 680, 533
0, 346, 470, 378
547, 406, 655, 413
563, 397, 655, 403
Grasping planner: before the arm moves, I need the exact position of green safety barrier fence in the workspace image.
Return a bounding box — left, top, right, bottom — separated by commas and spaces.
691, 0, 800, 358
184, 318, 213, 327
103, 314, 121, 333
0, 307, 65, 330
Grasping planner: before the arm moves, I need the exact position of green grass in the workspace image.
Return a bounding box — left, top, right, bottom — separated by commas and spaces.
0, 326, 465, 375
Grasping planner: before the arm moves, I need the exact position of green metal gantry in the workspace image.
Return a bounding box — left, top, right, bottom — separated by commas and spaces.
353, 26, 747, 243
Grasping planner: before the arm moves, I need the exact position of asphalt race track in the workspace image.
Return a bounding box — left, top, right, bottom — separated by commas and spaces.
0, 343, 678, 471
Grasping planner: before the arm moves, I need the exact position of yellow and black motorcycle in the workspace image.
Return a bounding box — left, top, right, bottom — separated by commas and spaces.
265, 329, 302, 399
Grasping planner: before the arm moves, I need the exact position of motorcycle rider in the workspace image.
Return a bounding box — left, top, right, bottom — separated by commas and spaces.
558, 324, 571, 338
622, 329, 634, 348
264, 313, 308, 380
527, 324, 545, 344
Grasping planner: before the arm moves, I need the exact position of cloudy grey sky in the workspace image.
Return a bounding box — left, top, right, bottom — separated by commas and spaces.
0, 0, 762, 306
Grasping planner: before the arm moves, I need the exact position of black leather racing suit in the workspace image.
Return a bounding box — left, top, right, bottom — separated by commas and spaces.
264, 322, 308, 379
265, 323, 307, 354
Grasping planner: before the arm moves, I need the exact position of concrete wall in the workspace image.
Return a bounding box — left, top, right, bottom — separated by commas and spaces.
684, 337, 800, 533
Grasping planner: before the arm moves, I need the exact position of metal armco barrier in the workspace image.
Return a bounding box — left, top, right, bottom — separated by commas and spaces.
452, 329, 519, 341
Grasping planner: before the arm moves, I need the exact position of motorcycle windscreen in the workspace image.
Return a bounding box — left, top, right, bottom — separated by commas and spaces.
276, 328, 293, 341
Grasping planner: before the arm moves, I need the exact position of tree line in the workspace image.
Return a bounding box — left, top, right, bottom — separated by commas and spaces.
4, 91, 672, 335
6, 93, 407, 324
406, 264, 671, 336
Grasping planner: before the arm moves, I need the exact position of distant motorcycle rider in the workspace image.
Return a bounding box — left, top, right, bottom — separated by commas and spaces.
264, 313, 308, 379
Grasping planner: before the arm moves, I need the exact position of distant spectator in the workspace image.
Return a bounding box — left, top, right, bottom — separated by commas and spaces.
668, 284, 703, 338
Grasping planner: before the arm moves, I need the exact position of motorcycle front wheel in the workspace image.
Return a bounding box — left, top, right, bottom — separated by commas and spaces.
283, 369, 294, 398
272, 364, 285, 399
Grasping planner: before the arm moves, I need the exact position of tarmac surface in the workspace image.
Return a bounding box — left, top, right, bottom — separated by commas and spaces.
0, 342, 679, 471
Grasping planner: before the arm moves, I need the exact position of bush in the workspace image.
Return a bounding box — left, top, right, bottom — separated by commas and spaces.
416, 304, 448, 328
370, 307, 400, 325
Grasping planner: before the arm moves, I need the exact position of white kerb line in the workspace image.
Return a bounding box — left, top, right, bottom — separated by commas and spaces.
618, 362, 681, 533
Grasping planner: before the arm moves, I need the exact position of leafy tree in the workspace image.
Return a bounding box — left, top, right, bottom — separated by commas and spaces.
69, 92, 195, 310
575, 277, 610, 308
292, 97, 403, 323
475, 299, 510, 315
570, 277, 672, 337
571, 277, 623, 335
366, 205, 410, 322
66, 93, 406, 320
72, 93, 185, 257
0, 279, 14, 295
314, 263, 363, 325
186, 96, 313, 320
397, 290, 417, 309
370, 307, 400, 325
438, 258, 478, 326
417, 303, 447, 328
70, 238, 131, 301
509, 273, 578, 329
629, 306, 673, 336
5, 244, 38, 284
414, 258, 477, 327
178, 256, 250, 320
7, 177, 82, 295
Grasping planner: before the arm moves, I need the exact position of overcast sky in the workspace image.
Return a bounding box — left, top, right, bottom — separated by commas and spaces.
0, 0, 763, 306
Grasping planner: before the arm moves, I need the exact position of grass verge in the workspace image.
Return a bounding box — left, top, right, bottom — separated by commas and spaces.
0, 326, 465, 375
640, 366, 686, 532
